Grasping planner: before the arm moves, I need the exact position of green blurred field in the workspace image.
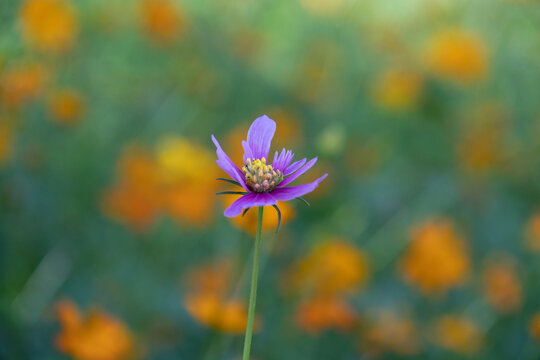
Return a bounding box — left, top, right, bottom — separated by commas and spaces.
2, 0, 540, 359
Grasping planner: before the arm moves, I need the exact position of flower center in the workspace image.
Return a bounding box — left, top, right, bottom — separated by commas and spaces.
242, 158, 283, 192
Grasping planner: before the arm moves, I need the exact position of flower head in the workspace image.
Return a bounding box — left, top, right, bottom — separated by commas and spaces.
400, 218, 470, 295
20, 0, 78, 53
425, 28, 488, 85
212, 115, 327, 217
295, 295, 357, 334
55, 300, 133, 360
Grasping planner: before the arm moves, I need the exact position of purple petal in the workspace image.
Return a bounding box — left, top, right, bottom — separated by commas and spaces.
224, 192, 277, 217
271, 148, 285, 170
272, 150, 279, 166
242, 140, 254, 163
283, 150, 294, 170
211, 135, 249, 191
284, 158, 307, 176
279, 157, 318, 187
271, 174, 328, 201
272, 148, 295, 172
247, 115, 276, 161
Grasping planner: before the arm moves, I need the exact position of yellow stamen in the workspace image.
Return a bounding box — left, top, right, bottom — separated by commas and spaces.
242, 157, 283, 193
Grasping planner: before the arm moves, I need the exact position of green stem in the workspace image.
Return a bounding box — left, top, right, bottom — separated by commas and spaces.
242, 206, 263, 360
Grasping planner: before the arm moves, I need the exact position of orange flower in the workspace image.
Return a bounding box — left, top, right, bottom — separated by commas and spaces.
102, 137, 217, 230
295, 295, 356, 334
401, 219, 470, 295
284, 239, 369, 296
55, 300, 133, 360
156, 136, 218, 226
524, 211, 540, 251
185, 293, 258, 334
372, 68, 424, 111
0, 63, 48, 108
433, 315, 483, 354
482, 254, 522, 313
48, 89, 85, 125
183, 260, 260, 334
141, 0, 186, 43
101, 146, 161, 231
362, 311, 420, 356
20, 0, 77, 52
0, 121, 14, 165
425, 28, 488, 84
530, 312, 540, 342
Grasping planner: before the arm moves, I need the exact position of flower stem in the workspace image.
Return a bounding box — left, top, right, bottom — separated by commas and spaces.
242, 206, 263, 360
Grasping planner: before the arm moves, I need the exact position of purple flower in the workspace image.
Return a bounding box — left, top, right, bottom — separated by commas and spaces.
212, 115, 328, 218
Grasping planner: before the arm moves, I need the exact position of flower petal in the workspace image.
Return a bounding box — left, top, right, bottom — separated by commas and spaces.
272, 150, 280, 166
283, 150, 294, 170
271, 148, 283, 169
242, 140, 254, 163
247, 115, 276, 161
270, 174, 328, 201
273, 149, 296, 172
224, 192, 277, 217
279, 157, 318, 187
284, 158, 306, 176
211, 135, 248, 191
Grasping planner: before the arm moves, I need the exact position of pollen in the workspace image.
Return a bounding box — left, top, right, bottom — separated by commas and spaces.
242, 158, 283, 192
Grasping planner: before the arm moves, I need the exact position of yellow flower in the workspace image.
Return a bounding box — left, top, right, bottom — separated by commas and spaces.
55, 300, 133, 360
295, 295, 357, 334
425, 28, 488, 84
401, 219, 470, 295
156, 136, 215, 183
183, 260, 260, 334
482, 253, 522, 313
20, 0, 77, 52
156, 136, 218, 226
141, 0, 186, 43
372, 68, 423, 111
48, 89, 85, 125
284, 239, 369, 296
362, 311, 421, 356
433, 315, 483, 354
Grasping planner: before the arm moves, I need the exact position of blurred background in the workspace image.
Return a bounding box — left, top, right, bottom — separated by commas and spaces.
2, 0, 540, 359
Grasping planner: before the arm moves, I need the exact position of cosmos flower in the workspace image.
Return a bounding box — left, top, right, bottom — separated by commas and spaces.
211, 115, 327, 218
